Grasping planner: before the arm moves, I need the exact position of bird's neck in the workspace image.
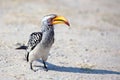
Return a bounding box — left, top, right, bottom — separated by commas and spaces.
41, 24, 54, 32
40, 25, 54, 47
41, 25, 54, 39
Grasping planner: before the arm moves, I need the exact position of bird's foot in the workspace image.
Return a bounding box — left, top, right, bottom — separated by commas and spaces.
30, 62, 37, 72
30, 66, 37, 72
30, 65, 48, 72
43, 66, 48, 71
43, 61, 48, 71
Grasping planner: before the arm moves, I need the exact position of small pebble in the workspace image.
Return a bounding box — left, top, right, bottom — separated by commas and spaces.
85, 49, 88, 51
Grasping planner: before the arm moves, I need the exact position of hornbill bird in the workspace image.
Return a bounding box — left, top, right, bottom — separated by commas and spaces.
16, 14, 70, 71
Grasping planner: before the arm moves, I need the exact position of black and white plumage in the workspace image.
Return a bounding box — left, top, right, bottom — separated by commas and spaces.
27, 32, 42, 51
16, 14, 70, 71
25, 32, 42, 62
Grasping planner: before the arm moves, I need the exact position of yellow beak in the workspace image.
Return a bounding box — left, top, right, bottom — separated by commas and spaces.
52, 16, 70, 26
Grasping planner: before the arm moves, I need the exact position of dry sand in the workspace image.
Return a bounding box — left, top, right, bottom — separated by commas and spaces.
0, 0, 120, 80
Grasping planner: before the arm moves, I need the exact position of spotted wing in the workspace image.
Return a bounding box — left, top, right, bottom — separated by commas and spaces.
27, 32, 42, 51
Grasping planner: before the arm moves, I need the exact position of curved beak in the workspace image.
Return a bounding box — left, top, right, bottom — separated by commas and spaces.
52, 16, 70, 27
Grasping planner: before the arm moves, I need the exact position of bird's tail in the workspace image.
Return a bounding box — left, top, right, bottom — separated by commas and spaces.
16, 45, 28, 50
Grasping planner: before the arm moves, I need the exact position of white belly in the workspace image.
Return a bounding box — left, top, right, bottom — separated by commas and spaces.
29, 43, 51, 62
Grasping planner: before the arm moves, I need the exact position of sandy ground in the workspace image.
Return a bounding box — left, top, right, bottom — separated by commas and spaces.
0, 0, 120, 80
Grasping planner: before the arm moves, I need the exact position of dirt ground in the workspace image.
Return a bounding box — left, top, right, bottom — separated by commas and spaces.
0, 0, 120, 80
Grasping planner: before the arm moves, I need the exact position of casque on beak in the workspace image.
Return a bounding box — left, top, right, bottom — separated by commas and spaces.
52, 16, 70, 26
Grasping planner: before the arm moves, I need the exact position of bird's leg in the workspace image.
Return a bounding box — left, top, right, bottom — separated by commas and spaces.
30, 62, 34, 71
26, 52, 29, 62
25, 52, 29, 62
30, 62, 33, 70
30, 62, 37, 72
43, 60, 48, 71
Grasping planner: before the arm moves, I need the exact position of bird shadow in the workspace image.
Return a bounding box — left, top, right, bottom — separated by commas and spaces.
36, 60, 120, 75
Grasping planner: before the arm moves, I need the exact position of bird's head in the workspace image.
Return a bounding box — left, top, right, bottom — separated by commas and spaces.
41, 14, 70, 27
